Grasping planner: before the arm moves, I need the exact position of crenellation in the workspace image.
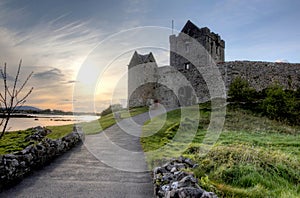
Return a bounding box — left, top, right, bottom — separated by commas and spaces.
128, 20, 300, 108
177, 20, 225, 64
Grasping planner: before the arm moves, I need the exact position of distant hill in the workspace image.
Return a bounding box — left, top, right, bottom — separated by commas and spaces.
15, 106, 42, 112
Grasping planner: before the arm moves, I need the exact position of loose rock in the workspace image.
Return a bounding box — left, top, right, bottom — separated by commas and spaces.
153, 156, 217, 198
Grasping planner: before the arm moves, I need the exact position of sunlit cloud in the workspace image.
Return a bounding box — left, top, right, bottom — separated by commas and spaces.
0, 2, 104, 111
275, 59, 289, 63
34, 68, 64, 80
0, 0, 299, 112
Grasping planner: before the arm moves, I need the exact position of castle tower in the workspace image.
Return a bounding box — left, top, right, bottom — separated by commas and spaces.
128, 51, 158, 107
169, 20, 225, 102
170, 20, 225, 70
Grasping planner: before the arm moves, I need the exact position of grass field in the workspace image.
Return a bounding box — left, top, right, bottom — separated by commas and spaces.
141, 103, 300, 197
0, 106, 148, 154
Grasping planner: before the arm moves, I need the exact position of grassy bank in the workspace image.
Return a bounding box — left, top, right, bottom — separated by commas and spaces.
0, 107, 148, 154
47, 106, 148, 138
141, 103, 300, 197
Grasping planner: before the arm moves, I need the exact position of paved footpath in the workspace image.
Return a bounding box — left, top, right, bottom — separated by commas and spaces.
0, 112, 155, 198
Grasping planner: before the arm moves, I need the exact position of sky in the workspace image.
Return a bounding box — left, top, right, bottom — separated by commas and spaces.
0, 0, 299, 112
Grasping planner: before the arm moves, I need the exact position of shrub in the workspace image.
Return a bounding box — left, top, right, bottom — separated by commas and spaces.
261, 84, 297, 123
228, 77, 257, 102
228, 77, 300, 125
100, 104, 123, 116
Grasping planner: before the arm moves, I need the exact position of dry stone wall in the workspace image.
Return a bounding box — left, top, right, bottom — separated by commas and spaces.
153, 156, 218, 198
0, 126, 82, 191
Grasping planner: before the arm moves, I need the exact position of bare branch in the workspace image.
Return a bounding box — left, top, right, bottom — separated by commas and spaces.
17, 87, 33, 104
17, 72, 33, 95
12, 60, 22, 96
3, 63, 7, 103
12, 88, 33, 113
0, 60, 33, 139
7, 88, 13, 98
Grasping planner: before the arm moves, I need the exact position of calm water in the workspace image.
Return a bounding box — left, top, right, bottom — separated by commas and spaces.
7, 114, 99, 131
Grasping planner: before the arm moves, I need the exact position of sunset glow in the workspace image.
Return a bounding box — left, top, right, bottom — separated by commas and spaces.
1, 0, 299, 112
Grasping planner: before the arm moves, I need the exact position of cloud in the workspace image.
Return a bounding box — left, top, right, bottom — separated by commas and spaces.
0, 67, 16, 81
0, 2, 106, 111
0, 1, 28, 27
65, 80, 78, 84
124, 0, 148, 14
0, 3, 101, 73
33, 68, 64, 80
275, 59, 289, 63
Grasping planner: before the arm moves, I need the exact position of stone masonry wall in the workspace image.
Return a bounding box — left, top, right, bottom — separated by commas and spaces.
217, 61, 300, 92
128, 62, 158, 107
179, 61, 300, 103
129, 60, 300, 108
0, 127, 82, 191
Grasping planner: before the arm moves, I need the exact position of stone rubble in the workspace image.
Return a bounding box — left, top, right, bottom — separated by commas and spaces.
0, 126, 82, 191
25, 126, 52, 141
153, 156, 217, 198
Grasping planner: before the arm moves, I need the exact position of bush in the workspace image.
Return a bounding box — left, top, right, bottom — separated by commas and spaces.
261, 84, 298, 124
228, 77, 257, 102
100, 104, 123, 116
228, 77, 300, 125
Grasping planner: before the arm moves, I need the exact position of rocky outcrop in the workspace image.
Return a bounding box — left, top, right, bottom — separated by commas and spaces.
153, 156, 217, 198
0, 127, 82, 191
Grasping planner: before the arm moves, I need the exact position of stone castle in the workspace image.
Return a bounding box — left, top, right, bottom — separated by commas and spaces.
128, 20, 300, 108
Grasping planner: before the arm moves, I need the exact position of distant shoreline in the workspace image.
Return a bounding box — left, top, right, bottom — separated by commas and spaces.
0, 113, 98, 119
0, 114, 36, 118
5, 114, 100, 132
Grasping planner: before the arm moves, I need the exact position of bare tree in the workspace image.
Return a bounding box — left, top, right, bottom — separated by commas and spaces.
0, 60, 33, 139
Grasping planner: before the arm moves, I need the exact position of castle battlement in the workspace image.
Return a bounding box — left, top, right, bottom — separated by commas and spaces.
127, 20, 300, 108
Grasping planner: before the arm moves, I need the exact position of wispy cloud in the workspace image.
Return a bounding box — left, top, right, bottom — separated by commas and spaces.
1, 0, 298, 112
0, 3, 101, 71
33, 68, 64, 80
124, 0, 148, 14
65, 80, 78, 84
0, 2, 105, 111
0, 1, 28, 27
0, 67, 16, 81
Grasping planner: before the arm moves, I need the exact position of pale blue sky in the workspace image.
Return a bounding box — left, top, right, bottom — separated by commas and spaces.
0, 0, 299, 111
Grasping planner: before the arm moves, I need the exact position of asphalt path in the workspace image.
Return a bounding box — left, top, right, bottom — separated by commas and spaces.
0, 111, 157, 198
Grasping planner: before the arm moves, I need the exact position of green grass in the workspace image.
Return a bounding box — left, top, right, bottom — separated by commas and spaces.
141, 103, 300, 197
0, 129, 35, 155
46, 124, 74, 139
47, 106, 149, 137
0, 106, 149, 154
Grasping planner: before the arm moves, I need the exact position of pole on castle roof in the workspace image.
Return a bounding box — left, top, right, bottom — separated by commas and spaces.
172, 19, 174, 35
